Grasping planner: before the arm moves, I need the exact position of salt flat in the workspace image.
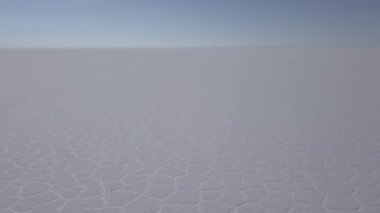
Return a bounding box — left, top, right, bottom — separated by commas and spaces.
0, 48, 380, 213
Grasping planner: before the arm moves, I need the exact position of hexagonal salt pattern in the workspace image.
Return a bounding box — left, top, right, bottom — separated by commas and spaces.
1, 48, 380, 213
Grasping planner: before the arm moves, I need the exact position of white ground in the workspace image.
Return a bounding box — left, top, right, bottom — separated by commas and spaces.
0, 48, 380, 213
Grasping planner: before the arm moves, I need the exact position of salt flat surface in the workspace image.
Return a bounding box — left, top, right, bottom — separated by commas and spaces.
0, 48, 380, 213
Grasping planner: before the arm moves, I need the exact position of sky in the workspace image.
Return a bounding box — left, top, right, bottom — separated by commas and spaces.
0, 0, 379, 48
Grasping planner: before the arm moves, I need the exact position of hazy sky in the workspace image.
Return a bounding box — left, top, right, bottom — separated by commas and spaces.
1, 0, 379, 48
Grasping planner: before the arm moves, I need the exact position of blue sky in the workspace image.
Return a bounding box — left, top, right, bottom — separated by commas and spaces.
0, 0, 379, 47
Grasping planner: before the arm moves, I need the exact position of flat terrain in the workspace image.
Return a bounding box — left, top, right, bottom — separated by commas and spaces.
0, 48, 380, 213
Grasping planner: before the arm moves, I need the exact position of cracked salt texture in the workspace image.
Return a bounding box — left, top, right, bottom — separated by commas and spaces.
1, 48, 380, 212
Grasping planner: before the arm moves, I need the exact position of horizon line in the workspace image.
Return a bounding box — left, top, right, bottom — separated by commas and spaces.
1, 46, 379, 50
